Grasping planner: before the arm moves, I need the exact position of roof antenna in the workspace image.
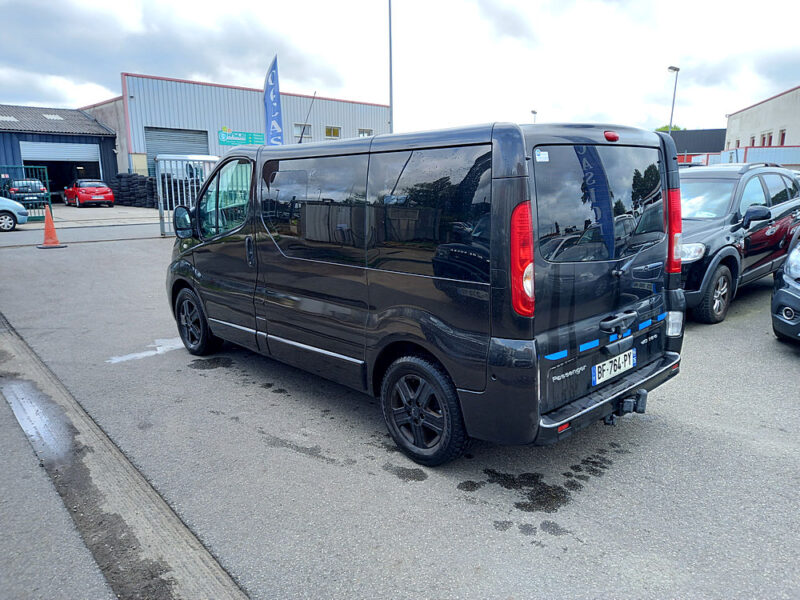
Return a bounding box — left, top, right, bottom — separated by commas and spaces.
298, 92, 316, 144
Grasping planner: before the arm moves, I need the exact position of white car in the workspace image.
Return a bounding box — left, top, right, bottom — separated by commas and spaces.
0, 196, 28, 232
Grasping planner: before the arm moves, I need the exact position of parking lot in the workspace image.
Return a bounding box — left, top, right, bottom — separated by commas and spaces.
1, 232, 799, 599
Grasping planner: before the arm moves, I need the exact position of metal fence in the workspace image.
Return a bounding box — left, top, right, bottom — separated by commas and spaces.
155, 156, 217, 235
0, 165, 52, 222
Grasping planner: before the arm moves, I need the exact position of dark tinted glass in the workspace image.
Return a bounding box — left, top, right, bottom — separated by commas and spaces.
534, 145, 664, 262
782, 175, 800, 200
763, 173, 789, 205
366, 145, 492, 282
261, 154, 368, 265
197, 159, 252, 238
680, 179, 736, 218
738, 178, 767, 216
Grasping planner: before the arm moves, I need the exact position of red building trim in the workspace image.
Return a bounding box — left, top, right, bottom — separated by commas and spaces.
728, 84, 800, 117
119, 72, 390, 108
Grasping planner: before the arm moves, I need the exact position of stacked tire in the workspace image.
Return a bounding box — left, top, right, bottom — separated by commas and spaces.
109, 174, 159, 208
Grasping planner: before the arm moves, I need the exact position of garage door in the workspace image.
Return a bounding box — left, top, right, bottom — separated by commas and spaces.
20, 141, 101, 162
144, 127, 209, 175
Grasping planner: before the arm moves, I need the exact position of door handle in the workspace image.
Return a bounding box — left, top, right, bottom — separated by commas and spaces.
599, 310, 637, 333
245, 235, 255, 267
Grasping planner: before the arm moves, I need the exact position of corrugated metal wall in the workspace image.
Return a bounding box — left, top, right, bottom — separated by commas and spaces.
124, 74, 390, 157
0, 132, 117, 177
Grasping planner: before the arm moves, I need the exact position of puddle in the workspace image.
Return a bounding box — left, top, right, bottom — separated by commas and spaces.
382, 462, 428, 482
189, 357, 233, 370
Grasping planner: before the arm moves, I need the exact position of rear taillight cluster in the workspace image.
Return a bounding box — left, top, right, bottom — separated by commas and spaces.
510, 201, 534, 317
666, 188, 682, 274
9, 188, 18, 194
39, 187, 46, 192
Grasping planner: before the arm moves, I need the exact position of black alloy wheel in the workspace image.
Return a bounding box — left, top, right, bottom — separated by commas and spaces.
174, 288, 221, 355
381, 356, 469, 466
695, 264, 732, 324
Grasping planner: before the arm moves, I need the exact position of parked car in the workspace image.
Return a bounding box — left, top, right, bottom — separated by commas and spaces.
64, 180, 115, 207
166, 123, 685, 465
0, 178, 48, 204
0, 196, 29, 232
772, 243, 800, 342
678, 163, 800, 323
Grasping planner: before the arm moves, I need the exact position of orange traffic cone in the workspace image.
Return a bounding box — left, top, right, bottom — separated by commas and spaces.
37, 205, 66, 249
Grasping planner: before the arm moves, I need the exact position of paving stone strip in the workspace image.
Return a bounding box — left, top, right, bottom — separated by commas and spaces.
0, 312, 248, 600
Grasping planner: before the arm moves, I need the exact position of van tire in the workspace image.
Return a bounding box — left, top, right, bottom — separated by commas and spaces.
380, 356, 469, 466
694, 264, 732, 324
174, 288, 222, 355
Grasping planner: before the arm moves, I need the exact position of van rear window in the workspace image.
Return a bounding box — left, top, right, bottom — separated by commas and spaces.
533, 145, 665, 262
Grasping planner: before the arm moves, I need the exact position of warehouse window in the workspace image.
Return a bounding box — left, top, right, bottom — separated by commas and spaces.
760, 135, 766, 146
779, 130, 786, 146
768, 133, 773, 146
749, 136, 755, 146
735, 139, 740, 148
42, 114, 64, 120
293, 123, 311, 142
0, 115, 18, 122
325, 126, 341, 139
358, 128, 373, 138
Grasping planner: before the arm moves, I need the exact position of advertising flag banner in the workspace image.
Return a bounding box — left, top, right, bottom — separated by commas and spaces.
264, 56, 284, 145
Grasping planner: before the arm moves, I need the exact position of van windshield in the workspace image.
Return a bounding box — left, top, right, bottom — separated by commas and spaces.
533, 145, 665, 262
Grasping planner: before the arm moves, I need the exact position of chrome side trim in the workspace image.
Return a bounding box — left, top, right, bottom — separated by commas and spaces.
208, 318, 257, 335
267, 334, 364, 365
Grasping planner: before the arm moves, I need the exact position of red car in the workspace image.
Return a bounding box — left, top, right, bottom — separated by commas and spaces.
64, 179, 114, 207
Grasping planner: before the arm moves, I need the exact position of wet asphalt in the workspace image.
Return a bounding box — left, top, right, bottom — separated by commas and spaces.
1, 236, 799, 599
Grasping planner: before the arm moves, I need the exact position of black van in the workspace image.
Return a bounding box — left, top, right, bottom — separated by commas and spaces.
167, 123, 686, 465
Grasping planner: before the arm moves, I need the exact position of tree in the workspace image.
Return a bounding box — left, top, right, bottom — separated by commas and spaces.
655, 125, 684, 132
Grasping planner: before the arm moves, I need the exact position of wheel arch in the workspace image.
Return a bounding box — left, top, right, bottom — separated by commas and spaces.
170, 278, 194, 316
370, 340, 451, 398
703, 248, 741, 296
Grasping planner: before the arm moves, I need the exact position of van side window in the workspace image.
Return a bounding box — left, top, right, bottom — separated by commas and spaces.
534, 145, 664, 262
261, 154, 369, 265
738, 177, 767, 216
197, 159, 253, 238
763, 174, 789, 205
366, 145, 492, 282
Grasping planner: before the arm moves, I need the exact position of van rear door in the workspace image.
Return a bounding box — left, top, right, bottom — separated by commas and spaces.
531, 141, 671, 415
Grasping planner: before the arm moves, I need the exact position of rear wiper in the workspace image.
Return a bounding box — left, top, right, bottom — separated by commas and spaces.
612, 240, 659, 277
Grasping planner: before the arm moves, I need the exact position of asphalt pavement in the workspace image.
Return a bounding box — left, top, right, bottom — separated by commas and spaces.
1, 235, 798, 599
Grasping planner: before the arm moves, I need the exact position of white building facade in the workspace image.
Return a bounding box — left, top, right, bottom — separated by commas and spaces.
725, 85, 800, 151
83, 73, 390, 175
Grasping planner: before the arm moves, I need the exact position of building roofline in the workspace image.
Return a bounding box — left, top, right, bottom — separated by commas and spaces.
120, 72, 391, 109
728, 84, 800, 117
77, 96, 123, 111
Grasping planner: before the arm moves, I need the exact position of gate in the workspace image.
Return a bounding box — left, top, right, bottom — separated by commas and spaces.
0, 165, 52, 222
155, 155, 217, 236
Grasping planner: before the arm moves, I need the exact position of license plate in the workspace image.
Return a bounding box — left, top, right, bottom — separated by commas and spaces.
92, 195, 104, 199
592, 349, 637, 386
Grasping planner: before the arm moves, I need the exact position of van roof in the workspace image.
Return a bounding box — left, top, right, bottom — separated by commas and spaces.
225, 122, 663, 158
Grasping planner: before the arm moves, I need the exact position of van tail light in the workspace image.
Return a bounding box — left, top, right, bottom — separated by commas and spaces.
666, 188, 682, 274
510, 201, 534, 317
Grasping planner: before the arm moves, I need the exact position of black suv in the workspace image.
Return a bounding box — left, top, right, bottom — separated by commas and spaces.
679, 164, 800, 323
167, 123, 685, 465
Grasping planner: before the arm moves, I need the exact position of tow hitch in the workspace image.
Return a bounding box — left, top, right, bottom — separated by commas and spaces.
604, 389, 648, 426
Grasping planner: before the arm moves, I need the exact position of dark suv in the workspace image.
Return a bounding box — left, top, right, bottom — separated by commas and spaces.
167, 123, 685, 465
679, 164, 800, 323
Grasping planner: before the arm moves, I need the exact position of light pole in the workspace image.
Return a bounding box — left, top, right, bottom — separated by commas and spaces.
531, 110, 537, 124
388, 0, 394, 133
667, 66, 680, 137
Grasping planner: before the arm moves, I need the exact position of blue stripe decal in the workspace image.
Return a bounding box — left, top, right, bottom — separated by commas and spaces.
579, 339, 600, 352
545, 350, 568, 361
656, 312, 667, 321
609, 334, 619, 342
622, 329, 631, 337
638, 319, 652, 330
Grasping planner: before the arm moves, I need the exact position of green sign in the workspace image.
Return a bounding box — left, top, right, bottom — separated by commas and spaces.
218, 129, 265, 146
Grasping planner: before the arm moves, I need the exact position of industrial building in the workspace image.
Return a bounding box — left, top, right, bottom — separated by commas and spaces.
725, 85, 800, 151
0, 104, 117, 194
82, 73, 391, 176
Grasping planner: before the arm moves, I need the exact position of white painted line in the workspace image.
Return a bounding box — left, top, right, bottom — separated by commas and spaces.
106, 338, 185, 364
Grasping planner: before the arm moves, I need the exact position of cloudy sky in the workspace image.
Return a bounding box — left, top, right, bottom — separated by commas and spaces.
1, 0, 798, 132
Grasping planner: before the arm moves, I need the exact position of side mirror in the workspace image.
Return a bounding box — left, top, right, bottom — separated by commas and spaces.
742, 204, 770, 229
173, 205, 194, 239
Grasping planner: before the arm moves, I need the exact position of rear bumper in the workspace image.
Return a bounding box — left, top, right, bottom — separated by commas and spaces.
534, 352, 681, 445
